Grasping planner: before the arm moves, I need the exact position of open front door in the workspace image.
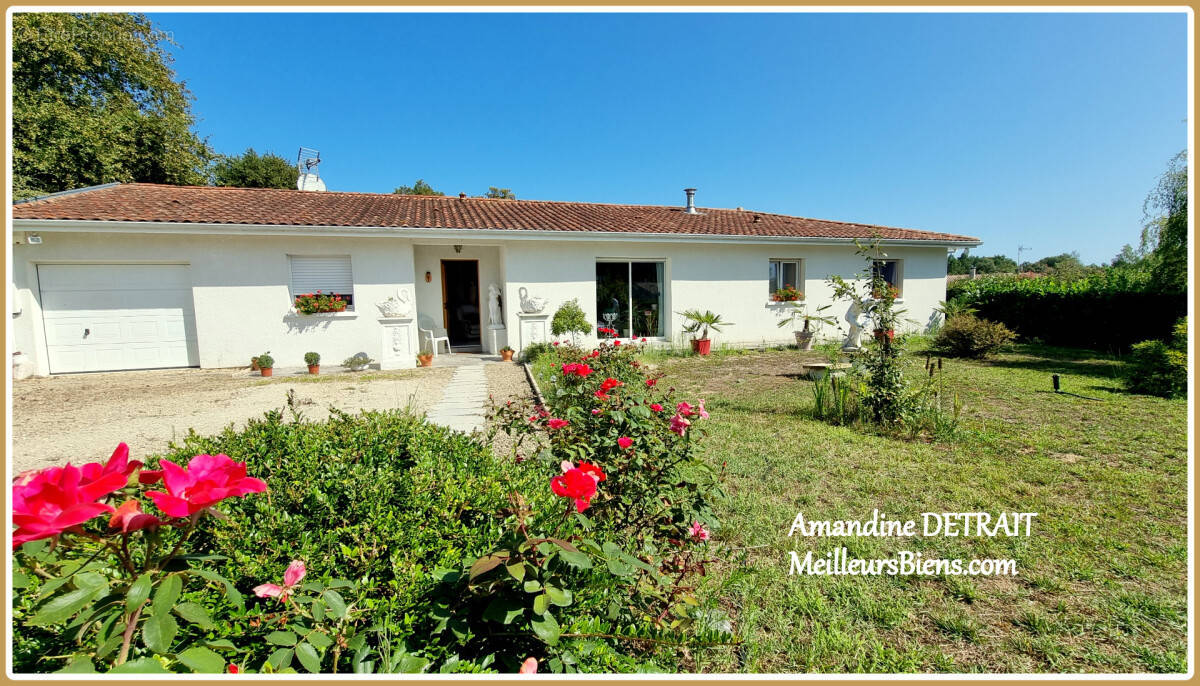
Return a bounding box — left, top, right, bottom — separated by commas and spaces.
440, 259, 482, 347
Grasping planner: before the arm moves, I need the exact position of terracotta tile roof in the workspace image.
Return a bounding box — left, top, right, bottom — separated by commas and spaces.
12, 183, 980, 243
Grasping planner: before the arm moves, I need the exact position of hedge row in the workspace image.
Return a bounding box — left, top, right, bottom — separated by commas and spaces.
960, 291, 1186, 351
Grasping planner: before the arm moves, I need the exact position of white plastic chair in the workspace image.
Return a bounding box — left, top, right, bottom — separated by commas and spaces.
419, 324, 452, 356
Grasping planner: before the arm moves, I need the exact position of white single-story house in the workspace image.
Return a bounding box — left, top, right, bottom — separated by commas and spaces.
10, 183, 981, 376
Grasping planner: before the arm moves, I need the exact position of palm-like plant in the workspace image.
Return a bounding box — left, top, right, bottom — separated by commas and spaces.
934, 299, 977, 320
776, 302, 837, 332
678, 309, 732, 341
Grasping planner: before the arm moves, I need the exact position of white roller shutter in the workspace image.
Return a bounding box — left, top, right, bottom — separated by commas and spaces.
289, 255, 353, 296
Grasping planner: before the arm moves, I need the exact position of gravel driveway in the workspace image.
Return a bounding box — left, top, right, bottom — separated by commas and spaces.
12, 366, 454, 473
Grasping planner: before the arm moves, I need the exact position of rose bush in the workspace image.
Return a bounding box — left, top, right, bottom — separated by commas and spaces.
15, 340, 730, 674
469, 337, 730, 671
12, 445, 267, 674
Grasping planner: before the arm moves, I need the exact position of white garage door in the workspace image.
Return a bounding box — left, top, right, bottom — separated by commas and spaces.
38, 264, 200, 374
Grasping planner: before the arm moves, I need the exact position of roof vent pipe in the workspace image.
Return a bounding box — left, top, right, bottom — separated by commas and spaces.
683, 188, 699, 214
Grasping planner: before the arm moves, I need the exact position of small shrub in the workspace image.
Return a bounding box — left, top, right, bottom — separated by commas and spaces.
342, 352, 374, 369
550, 299, 591, 343
1124, 317, 1187, 398
304, 351, 320, 366
256, 351, 275, 369
932, 315, 1016, 358
518, 341, 556, 363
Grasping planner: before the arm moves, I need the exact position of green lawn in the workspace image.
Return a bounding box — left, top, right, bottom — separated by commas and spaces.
648, 344, 1187, 673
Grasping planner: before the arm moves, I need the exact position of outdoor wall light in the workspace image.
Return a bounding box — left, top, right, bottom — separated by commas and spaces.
425, 271, 432, 283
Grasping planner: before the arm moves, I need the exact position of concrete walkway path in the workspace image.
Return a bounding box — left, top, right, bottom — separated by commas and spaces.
425, 363, 490, 433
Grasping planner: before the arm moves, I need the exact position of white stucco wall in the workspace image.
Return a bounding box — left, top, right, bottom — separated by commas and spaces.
11, 228, 951, 375
12, 232, 417, 376
501, 241, 950, 351
412, 244, 503, 342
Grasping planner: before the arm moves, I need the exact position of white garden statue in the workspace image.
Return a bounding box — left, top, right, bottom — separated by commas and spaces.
842, 301, 869, 350
518, 286, 547, 314
376, 287, 413, 318
488, 283, 503, 327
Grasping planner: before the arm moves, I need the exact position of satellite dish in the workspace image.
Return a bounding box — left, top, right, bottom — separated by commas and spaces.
295, 147, 325, 191
297, 174, 326, 192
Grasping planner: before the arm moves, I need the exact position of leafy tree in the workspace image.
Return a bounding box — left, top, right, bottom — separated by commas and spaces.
393, 179, 444, 196
484, 186, 516, 199
211, 148, 298, 189
947, 253, 1018, 275
1025, 252, 1086, 274
12, 13, 212, 199
1110, 243, 1150, 269
1140, 150, 1187, 292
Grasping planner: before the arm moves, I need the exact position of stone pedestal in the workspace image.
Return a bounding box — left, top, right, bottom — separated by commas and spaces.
517, 312, 550, 351
486, 324, 507, 355
378, 317, 417, 370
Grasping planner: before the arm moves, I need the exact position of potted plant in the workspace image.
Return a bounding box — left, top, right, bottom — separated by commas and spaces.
294, 290, 349, 315
417, 340, 434, 367
771, 284, 803, 302
256, 351, 274, 377
499, 345, 515, 362
677, 309, 732, 356
342, 353, 373, 371
776, 302, 837, 350
304, 351, 321, 375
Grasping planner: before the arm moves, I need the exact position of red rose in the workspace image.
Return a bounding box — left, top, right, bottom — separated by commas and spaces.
145, 454, 267, 518
551, 468, 598, 512
12, 463, 126, 548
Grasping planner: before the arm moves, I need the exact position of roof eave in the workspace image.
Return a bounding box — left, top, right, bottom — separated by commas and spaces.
10, 218, 983, 248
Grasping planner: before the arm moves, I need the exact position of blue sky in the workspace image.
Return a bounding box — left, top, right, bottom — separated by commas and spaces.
147, 11, 1188, 264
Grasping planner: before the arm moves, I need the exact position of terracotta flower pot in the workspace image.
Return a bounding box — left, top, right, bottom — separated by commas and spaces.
418, 354, 433, 367
501, 350, 514, 361
307, 364, 320, 375
260, 367, 273, 377
694, 339, 712, 356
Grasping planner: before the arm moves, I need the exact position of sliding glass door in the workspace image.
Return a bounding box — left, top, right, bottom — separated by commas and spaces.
596, 260, 664, 338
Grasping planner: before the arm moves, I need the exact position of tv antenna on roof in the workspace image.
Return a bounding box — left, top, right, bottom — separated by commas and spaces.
296, 147, 326, 191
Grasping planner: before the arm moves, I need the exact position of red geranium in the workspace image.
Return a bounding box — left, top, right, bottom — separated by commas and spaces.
144, 454, 267, 518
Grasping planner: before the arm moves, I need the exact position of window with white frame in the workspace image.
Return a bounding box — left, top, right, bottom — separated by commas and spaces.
768, 259, 804, 299
289, 255, 355, 309
596, 260, 665, 338
871, 259, 902, 296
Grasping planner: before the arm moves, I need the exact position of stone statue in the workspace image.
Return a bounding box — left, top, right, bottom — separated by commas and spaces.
843, 301, 869, 350
376, 287, 413, 318
488, 283, 503, 327
518, 286, 547, 313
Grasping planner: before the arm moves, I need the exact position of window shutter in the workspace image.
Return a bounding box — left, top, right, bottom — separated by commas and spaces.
289, 256, 353, 295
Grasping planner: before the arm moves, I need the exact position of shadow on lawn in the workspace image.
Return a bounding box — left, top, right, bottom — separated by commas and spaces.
971, 345, 1124, 379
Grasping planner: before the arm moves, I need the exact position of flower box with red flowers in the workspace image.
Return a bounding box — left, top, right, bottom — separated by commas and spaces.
770, 285, 803, 302
293, 291, 350, 314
